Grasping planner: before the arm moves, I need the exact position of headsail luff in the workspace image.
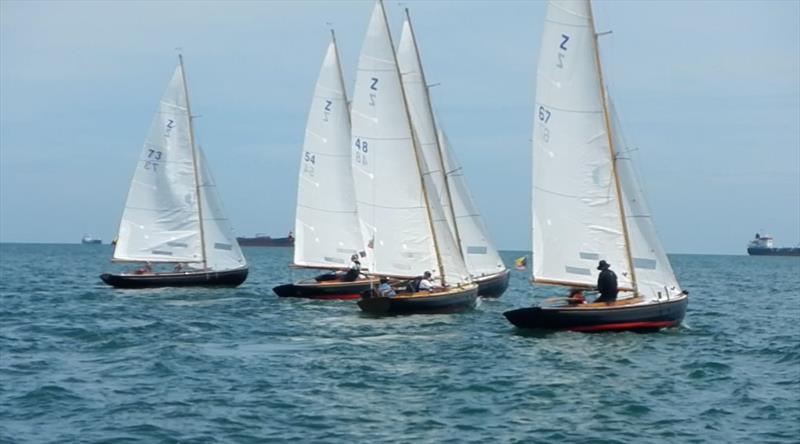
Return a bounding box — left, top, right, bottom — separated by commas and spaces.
293, 35, 365, 270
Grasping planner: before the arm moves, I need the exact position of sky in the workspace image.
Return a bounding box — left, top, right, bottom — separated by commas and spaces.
1, 0, 798, 255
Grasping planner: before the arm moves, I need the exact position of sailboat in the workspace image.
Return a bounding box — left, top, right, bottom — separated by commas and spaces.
504, 0, 688, 331
100, 56, 248, 288
272, 32, 380, 300
351, 1, 478, 315
396, 10, 510, 298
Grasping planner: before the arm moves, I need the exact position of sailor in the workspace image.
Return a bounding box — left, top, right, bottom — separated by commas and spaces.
595, 260, 618, 303
377, 277, 396, 298
341, 254, 361, 282
418, 271, 434, 292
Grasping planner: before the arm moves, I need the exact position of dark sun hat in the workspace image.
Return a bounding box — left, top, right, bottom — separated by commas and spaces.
597, 260, 610, 270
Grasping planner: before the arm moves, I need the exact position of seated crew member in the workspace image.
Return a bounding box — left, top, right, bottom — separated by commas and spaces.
377, 277, 396, 298
418, 271, 434, 292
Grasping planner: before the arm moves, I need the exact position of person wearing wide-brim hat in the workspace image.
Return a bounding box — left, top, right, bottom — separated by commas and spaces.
595, 260, 618, 303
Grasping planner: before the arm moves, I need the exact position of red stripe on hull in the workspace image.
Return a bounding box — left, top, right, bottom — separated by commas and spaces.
569, 321, 679, 332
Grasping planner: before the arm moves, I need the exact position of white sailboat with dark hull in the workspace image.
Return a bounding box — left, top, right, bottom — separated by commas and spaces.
101, 56, 248, 288
272, 32, 380, 300
504, 0, 687, 332
352, 1, 478, 315
397, 11, 510, 298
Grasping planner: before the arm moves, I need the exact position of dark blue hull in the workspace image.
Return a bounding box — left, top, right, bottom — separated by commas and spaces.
358, 285, 478, 315
100, 268, 248, 288
474, 270, 510, 298
504, 296, 688, 333
273, 278, 379, 300
747, 247, 800, 256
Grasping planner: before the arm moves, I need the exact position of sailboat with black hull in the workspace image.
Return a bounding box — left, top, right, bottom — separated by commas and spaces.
397, 11, 510, 298
504, 0, 687, 332
272, 31, 380, 300
100, 56, 248, 288
352, 1, 478, 315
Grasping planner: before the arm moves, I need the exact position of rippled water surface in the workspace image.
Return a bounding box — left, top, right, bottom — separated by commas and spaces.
1, 243, 798, 443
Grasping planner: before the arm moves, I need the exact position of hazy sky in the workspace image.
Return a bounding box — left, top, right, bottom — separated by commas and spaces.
1, 0, 798, 254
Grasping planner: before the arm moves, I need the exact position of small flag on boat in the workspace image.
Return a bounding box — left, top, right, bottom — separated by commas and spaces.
515, 256, 527, 270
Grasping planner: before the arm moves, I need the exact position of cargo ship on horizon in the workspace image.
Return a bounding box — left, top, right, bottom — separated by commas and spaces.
747, 233, 800, 256
236, 232, 294, 247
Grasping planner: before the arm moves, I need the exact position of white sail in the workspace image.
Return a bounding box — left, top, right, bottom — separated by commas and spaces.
397, 17, 496, 282
351, 1, 454, 282
531, 0, 633, 289
293, 39, 365, 270
610, 101, 682, 301
438, 129, 507, 277
195, 147, 247, 271
113, 62, 246, 271
113, 65, 203, 264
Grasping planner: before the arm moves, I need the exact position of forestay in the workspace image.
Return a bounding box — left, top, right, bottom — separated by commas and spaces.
113, 65, 203, 264
396, 16, 470, 285
294, 38, 365, 270
532, 0, 632, 289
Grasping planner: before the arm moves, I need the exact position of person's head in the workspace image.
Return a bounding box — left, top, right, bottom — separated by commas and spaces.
351, 254, 359, 262
380, 277, 389, 284
597, 260, 610, 270
423, 271, 432, 279
569, 288, 583, 296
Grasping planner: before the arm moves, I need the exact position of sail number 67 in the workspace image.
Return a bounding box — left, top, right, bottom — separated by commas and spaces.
538, 106, 551, 123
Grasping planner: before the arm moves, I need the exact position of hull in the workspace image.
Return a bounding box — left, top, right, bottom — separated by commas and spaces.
747, 247, 800, 257
273, 277, 380, 300
474, 269, 510, 298
358, 284, 478, 315
100, 267, 248, 289
237, 236, 294, 247
504, 296, 688, 333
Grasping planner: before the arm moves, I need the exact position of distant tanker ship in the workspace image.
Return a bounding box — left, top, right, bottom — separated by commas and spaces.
236, 232, 294, 247
747, 233, 800, 256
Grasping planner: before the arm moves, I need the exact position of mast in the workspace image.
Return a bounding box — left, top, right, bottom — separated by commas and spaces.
179, 54, 208, 270
587, 1, 637, 293
404, 8, 464, 261
378, 0, 446, 284
330, 29, 351, 127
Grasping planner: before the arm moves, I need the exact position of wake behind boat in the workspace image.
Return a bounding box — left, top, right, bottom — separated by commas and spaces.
101, 55, 248, 288
504, 0, 687, 332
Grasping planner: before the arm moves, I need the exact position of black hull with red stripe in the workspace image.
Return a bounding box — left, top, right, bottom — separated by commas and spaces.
273, 278, 379, 300
504, 296, 688, 333
474, 270, 510, 298
100, 267, 248, 289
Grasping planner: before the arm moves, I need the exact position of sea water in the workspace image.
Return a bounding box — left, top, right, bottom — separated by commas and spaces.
1, 243, 798, 443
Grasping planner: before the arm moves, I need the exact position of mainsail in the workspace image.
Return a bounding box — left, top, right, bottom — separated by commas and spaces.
112, 60, 246, 271
350, 1, 468, 285
293, 36, 365, 270
532, 0, 680, 301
